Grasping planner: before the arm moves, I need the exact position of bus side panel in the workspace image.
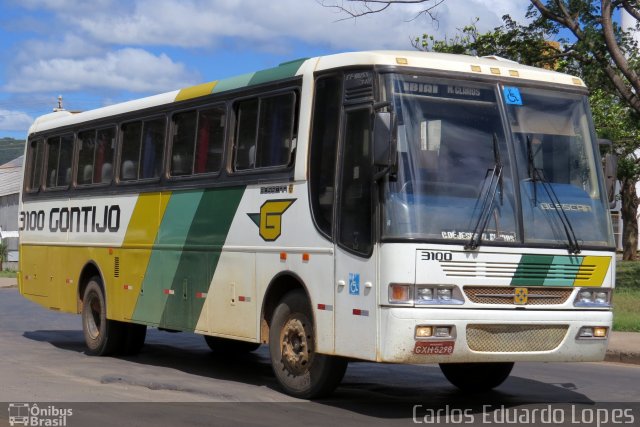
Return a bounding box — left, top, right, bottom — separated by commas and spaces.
200, 251, 257, 339
20, 245, 55, 308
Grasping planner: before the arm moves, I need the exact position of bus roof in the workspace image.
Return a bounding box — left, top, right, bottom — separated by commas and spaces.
28, 50, 585, 135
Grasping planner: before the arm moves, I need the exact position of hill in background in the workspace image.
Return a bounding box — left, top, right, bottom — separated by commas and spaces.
0, 138, 25, 165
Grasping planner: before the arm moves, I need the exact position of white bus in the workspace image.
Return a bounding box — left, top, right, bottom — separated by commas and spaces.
19, 51, 615, 398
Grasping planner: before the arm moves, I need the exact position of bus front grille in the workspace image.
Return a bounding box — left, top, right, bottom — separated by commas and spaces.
466, 324, 568, 352
464, 286, 573, 305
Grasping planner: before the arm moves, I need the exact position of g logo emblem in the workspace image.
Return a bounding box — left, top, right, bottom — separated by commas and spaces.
248, 199, 295, 241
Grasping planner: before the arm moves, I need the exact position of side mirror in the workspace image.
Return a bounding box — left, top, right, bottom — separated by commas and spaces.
597, 138, 618, 208
373, 111, 396, 167
604, 153, 618, 208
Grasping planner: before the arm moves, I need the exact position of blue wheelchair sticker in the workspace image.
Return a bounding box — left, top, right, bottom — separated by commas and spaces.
503, 86, 523, 105
349, 273, 360, 296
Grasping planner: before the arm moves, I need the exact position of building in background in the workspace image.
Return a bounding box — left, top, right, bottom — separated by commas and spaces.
0, 156, 23, 270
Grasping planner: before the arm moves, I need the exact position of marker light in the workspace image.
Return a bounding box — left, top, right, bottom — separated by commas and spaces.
578, 326, 608, 339
435, 326, 452, 338
389, 284, 412, 304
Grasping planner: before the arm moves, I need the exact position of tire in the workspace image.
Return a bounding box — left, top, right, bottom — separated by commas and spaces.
269, 290, 347, 399
439, 362, 514, 392
81, 277, 123, 356
204, 336, 261, 354
120, 323, 147, 356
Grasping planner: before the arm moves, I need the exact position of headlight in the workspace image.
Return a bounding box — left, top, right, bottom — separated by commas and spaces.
414, 285, 464, 305
415, 287, 433, 302
388, 284, 464, 305
574, 288, 611, 307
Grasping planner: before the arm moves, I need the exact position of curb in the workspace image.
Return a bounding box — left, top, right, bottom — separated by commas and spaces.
605, 350, 640, 365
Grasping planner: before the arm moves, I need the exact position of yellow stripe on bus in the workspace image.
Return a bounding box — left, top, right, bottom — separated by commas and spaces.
174, 81, 218, 102
574, 256, 610, 287
110, 192, 171, 321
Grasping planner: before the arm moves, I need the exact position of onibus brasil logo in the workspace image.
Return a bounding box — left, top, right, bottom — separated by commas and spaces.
8, 403, 72, 426
248, 199, 296, 241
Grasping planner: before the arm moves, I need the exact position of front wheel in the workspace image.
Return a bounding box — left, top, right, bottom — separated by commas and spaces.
439, 362, 514, 392
269, 290, 347, 399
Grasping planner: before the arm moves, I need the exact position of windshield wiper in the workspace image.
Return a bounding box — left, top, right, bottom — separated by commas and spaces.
465, 134, 503, 251
526, 136, 581, 254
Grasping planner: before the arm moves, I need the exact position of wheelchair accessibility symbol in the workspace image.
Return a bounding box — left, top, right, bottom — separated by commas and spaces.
349, 273, 360, 296
503, 86, 523, 105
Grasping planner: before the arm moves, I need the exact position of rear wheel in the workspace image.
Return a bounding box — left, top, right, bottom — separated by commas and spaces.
439, 362, 514, 392
81, 278, 123, 356
204, 336, 260, 354
269, 290, 347, 399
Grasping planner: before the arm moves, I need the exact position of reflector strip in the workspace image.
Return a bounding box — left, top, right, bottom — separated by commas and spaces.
317, 304, 333, 311
65, 278, 73, 284
163, 289, 175, 295
196, 292, 207, 299
352, 309, 369, 316
123, 284, 133, 290
238, 296, 251, 302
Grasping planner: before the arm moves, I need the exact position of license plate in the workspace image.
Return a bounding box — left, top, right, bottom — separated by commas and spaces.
414, 341, 455, 355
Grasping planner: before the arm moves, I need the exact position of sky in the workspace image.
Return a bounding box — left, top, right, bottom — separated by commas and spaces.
0, 0, 532, 139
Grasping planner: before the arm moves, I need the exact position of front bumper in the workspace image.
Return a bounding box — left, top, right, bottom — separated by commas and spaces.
379, 307, 611, 364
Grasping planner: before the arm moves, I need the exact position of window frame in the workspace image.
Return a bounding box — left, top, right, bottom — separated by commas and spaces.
24, 138, 45, 194
43, 132, 75, 192
308, 73, 344, 242
116, 115, 167, 185
75, 125, 117, 188
167, 102, 228, 181
230, 89, 299, 175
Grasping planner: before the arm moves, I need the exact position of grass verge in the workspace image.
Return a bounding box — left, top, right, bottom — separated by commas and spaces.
614, 260, 640, 332
0, 270, 17, 278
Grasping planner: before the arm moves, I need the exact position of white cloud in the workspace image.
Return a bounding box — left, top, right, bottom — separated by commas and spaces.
3, 48, 198, 93
0, 109, 34, 131
41, 0, 532, 51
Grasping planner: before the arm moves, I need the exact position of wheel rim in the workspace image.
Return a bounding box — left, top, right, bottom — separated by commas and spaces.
85, 292, 101, 340
280, 314, 313, 375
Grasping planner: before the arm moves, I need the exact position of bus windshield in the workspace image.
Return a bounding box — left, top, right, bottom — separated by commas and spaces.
382, 74, 614, 249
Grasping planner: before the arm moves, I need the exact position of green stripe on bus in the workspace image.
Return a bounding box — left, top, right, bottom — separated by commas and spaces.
543, 255, 581, 286
159, 186, 245, 331
211, 73, 255, 93
211, 58, 307, 94
511, 255, 553, 286
131, 190, 204, 324
247, 58, 307, 86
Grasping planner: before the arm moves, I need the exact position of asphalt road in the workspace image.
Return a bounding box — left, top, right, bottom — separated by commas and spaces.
1, 288, 639, 427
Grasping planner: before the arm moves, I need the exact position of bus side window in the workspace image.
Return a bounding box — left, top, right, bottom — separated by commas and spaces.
77, 130, 97, 185
309, 75, 342, 238
120, 121, 142, 181
120, 118, 165, 181
26, 139, 45, 192
95, 127, 115, 184
171, 110, 197, 176
195, 106, 225, 174
141, 118, 165, 179
256, 93, 295, 168
234, 92, 296, 171
45, 134, 73, 189
235, 99, 259, 170
338, 109, 373, 255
